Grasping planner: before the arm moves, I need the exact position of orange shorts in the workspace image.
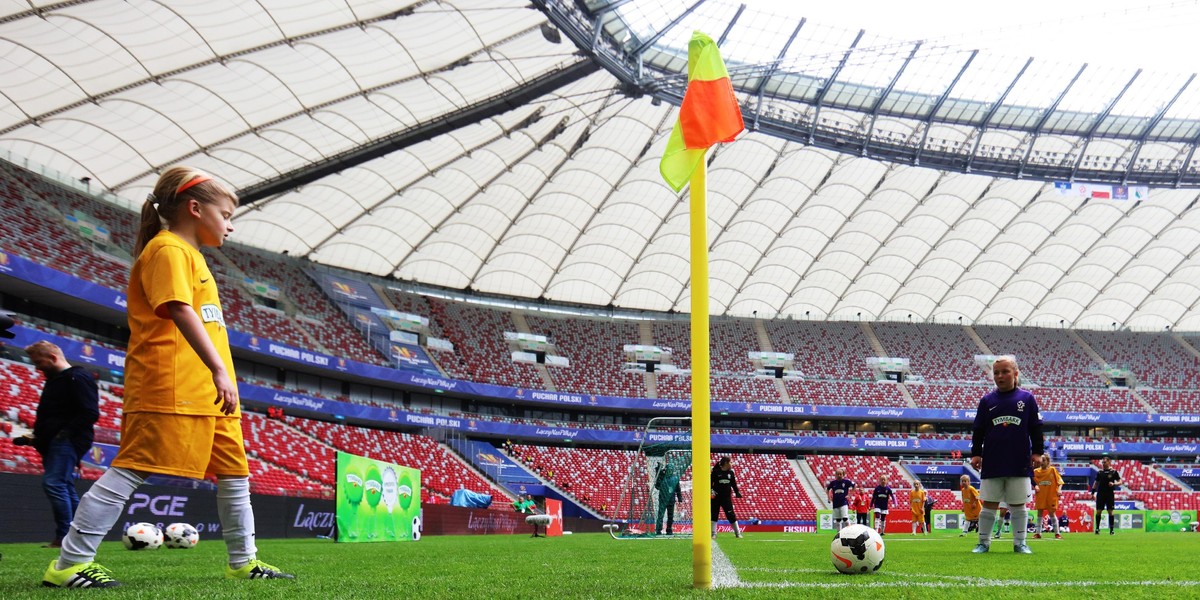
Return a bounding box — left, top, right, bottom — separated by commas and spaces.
1034, 495, 1059, 512
112, 412, 249, 479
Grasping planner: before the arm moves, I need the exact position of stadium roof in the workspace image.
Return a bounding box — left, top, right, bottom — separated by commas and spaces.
5, 0, 1200, 330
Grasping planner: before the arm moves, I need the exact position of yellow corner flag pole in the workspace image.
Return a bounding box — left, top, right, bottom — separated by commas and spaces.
690, 162, 712, 589
658, 30, 741, 590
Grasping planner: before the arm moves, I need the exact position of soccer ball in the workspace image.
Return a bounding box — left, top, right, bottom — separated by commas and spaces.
122, 522, 163, 550
163, 522, 200, 549
831, 524, 885, 574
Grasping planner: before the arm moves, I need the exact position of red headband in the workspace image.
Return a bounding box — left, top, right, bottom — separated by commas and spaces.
176, 175, 212, 195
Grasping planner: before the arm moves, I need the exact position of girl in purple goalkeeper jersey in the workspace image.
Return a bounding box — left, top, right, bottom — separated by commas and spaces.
970, 356, 1044, 555
871, 476, 895, 535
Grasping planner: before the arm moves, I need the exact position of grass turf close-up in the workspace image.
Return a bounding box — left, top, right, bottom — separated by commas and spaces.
1, 529, 1197, 599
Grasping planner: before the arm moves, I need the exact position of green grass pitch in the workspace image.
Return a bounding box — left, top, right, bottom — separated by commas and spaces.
1, 530, 1197, 599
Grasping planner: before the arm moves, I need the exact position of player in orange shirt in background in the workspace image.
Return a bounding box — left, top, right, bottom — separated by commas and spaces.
960, 474, 982, 536
910, 480, 929, 534
1032, 455, 1064, 539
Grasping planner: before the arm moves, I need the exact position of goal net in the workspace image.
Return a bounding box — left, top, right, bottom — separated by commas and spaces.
608, 417, 693, 539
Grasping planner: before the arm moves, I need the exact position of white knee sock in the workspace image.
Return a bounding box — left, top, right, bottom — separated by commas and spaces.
1010, 506, 1028, 546
58, 467, 143, 569
217, 477, 257, 567
978, 510, 997, 546
1052, 515, 1060, 534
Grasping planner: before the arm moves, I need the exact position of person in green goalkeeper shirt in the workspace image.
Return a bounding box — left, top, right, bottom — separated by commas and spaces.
513, 494, 537, 514
655, 463, 683, 535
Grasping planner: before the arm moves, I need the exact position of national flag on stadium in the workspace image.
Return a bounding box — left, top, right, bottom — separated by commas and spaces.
1091, 190, 1111, 199
659, 32, 744, 192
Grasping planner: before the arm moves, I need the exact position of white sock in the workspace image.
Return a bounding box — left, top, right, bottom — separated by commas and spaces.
58, 467, 143, 569
1052, 516, 1060, 534
978, 510, 997, 546
217, 477, 257, 567
1010, 506, 1028, 546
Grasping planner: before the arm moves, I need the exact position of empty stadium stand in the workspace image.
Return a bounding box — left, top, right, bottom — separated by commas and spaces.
524, 314, 646, 398
425, 298, 545, 389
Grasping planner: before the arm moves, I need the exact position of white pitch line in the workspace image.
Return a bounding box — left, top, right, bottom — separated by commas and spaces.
734, 580, 1200, 590
710, 541, 741, 589
730, 568, 1200, 589
715, 547, 1200, 590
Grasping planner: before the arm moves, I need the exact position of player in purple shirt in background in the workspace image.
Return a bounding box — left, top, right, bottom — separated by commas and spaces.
826, 468, 855, 531
871, 476, 895, 536
970, 356, 1044, 555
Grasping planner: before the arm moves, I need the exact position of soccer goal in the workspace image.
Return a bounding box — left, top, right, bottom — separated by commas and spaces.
606, 417, 693, 539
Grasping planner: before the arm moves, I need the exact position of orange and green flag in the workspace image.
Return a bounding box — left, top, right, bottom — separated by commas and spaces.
659, 31, 744, 192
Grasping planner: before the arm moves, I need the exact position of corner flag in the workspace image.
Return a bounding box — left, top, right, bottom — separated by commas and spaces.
658, 31, 743, 591
659, 32, 744, 192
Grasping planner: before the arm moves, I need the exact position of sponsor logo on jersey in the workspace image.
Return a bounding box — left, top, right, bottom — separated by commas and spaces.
992, 415, 1021, 427
200, 304, 226, 329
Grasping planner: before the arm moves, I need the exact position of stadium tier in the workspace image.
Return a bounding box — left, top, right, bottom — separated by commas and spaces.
1096, 459, 1184, 492
762, 321, 876, 380
648, 321, 693, 400
223, 249, 388, 366
509, 445, 817, 521
524, 314, 646, 398
245, 456, 330, 499
241, 412, 338, 486
712, 376, 784, 404
509, 444, 636, 519
973, 325, 1101, 387
720, 453, 817, 521
207, 264, 314, 349
807, 455, 911, 493
1033, 387, 1143, 413
0, 163, 129, 291
425, 297, 546, 389
784, 380, 908, 407
872, 322, 982, 382
1139, 389, 1200, 414
923, 489, 960, 510
284, 416, 509, 501
380, 288, 445, 339
906, 384, 990, 410
1079, 329, 1200, 389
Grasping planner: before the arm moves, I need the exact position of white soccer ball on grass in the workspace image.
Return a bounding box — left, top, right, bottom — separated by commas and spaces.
163, 522, 200, 549
122, 522, 163, 550
830, 524, 885, 574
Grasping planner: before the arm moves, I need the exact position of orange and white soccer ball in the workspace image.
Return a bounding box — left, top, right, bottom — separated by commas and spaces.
830, 524, 885, 574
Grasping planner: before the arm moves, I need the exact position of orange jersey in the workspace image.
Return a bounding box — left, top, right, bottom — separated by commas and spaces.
961, 485, 981, 520
1033, 465, 1063, 510
124, 230, 237, 417
910, 488, 927, 519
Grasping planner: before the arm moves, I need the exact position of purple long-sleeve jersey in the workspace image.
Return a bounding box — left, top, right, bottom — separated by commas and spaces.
971, 387, 1044, 479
